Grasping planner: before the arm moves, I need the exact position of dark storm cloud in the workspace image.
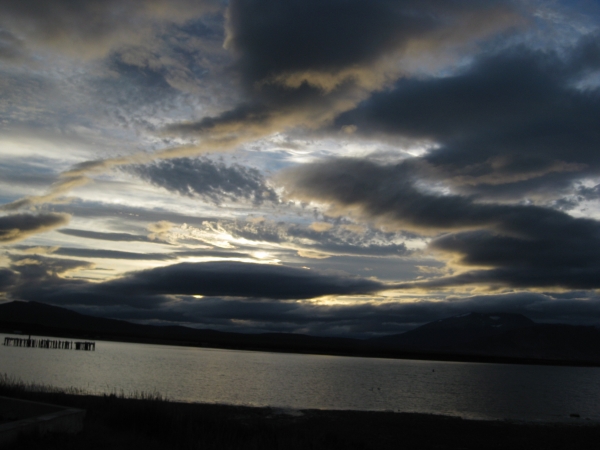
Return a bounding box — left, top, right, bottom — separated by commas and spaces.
0, 268, 16, 291
282, 158, 531, 232
227, 0, 426, 84
130, 157, 278, 205
0, 213, 70, 243
415, 231, 600, 291
7, 256, 600, 336
576, 183, 600, 201
282, 158, 600, 289
15, 285, 168, 309
6, 254, 169, 308
225, 0, 514, 86
165, 79, 354, 137
9, 254, 93, 278
104, 261, 385, 299
335, 37, 600, 199
6, 255, 100, 305
4, 260, 385, 313
168, 0, 519, 137
0, 28, 24, 60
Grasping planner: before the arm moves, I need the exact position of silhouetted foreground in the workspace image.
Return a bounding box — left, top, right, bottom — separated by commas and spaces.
1, 376, 599, 450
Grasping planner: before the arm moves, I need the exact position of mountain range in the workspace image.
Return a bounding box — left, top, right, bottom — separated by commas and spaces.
1, 301, 599, 366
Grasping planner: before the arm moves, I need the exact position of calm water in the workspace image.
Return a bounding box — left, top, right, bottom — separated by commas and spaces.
1, 333, 599, 422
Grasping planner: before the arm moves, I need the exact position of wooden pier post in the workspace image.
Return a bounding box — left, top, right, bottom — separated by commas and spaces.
3, 336, 96, 351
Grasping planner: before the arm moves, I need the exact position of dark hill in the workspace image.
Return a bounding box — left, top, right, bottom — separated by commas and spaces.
0, 301, 359, 355
369, 312, 534, 351
462, 323, 600, 362
0, 300, 222, 339
366, 312, 600, 364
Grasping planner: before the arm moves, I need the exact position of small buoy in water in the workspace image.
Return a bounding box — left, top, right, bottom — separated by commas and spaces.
570, 413, 581, 418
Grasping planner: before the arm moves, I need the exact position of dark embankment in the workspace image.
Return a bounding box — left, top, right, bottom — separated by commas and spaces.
2, 301, 600, 366
1, 377, 599, 450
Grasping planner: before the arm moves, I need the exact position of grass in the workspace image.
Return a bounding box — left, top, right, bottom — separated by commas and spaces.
0, 373, 165, 400
2, 373, 600, 449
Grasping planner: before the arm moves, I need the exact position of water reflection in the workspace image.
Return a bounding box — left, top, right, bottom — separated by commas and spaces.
1, 334, 599, 422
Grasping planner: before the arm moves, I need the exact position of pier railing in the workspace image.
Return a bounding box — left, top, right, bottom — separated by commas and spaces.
3, 337, 95, 351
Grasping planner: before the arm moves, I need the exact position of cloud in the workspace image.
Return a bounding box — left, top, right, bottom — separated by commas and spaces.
0, 158, 129, 212
58, 229, 152, 242
0, 268, 16, 291
309, 222, 334, 232
281, 158, 600, 289
51, 248, 174, 261
219, 218, 410, 258
225, 0, 519, 89
47, 247, 255, 261
422, 226, 600, 290
334, 36, 600, 200
0, 0, 221, 58
168, 0, 520, 142
7, 254, 600, 336
0, 28, 24, 61
67, 291, 600, 337
0, 5, 231, 221
10, 254, 93, 277
19, 246, 59, 255
104, 261, 385, 299
576, 183, 600, 201
0, 141, 265, 214
130, 157, 278, 205
280, 158, 495, 232
0, 213, 70, 243
0, 159, 57, 188
0, 144, 237, 213
6, 254, 166, 308
52, 201, 218, 227
0, 0, 520, 239
4, 260, 386, 312
147, 220, 174, 238
0, 252, 444, 335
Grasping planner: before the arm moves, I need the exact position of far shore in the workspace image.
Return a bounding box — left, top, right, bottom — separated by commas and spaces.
2, 326, 599, 368
1, 376, 600, 450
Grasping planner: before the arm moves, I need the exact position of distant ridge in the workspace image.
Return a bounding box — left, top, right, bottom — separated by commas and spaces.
369, 312, 534, 350
1, 301, 600, 365
0, 301, 359, 355
366, 312, 600, 364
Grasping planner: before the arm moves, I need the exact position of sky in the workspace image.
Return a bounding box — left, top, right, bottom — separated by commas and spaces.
2, 0, 600, 338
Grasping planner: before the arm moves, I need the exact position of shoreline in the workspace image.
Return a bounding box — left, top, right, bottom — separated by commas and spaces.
1, 379, 600, 449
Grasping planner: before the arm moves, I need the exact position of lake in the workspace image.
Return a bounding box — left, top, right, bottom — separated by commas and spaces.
1, 333, 599, 422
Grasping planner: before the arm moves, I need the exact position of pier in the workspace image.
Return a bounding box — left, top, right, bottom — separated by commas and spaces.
3, 337, 95, 351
